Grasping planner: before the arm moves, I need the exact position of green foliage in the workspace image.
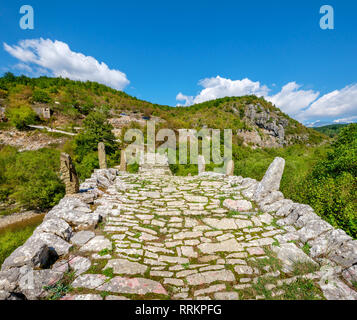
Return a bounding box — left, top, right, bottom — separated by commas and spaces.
0, 146, 17, 202
313, 124, 349, 138
6, 105, 38, 130
32, 89, 51, 103
75, 152, 99, 182
280, 278, 323, 300
293, 124, 357, 238
231, 143, 329, 197
74, 110, 119, 180
98, 248, 111, 256
44, 271, 75, 300
102, 267, 114, 279
0, 88, 8, 98
127, 162, 139, 174
0, 146, 65, 211
3, 72, 16, 82
229, 126, 356, 238
302, 243, 311, 255
74, 111, 115, 159
0, 74, 327, 146
292, 261, 319, 276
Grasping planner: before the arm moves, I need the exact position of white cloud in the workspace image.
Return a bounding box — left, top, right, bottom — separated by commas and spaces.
300, 84, 357, 121
13, 63, 33, 73
4, 38, 130, 90
176, 76, 269, 106
176, 92, 194, 107
266, 82, 319, 117
176, 76, 357, 124
306, 120, 321, 127
333, 116, 357, 124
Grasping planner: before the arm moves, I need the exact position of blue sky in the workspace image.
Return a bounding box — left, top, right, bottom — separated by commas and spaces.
1, 0, 356, 125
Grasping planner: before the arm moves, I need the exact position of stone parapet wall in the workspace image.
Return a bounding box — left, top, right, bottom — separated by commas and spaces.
0, 169, 117, 300
225, 171, 357, 292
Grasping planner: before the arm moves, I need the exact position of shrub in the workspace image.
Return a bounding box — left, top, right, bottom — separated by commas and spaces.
127, 162, 139, 174
0, 88, 8, 99
74, 111, 118, 161
296, 173, 356, 237
0, 146, 17, 202
74, 110, 119, 180
295, 124, 357, 238
32, 89, 51, 103
75, 152, 99, 180
6, 105, 38, 130
1, 147, 65, 211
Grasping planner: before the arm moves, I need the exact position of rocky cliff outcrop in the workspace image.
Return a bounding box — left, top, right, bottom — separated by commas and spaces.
242, 103, 287, 147
231, 102, 312, 148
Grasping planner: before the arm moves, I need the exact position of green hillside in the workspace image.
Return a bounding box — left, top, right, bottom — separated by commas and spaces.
313, 124, 350, 137
0, 73, 325, 145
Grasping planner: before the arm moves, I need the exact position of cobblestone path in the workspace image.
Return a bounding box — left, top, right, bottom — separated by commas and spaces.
59, 167, 357, 301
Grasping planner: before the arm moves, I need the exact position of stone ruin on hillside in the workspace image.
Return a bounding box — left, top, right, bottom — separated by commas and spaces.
0, 107, 6, 122
33, 107, 51, 120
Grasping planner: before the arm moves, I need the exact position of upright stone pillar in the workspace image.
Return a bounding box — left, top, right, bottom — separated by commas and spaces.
98, 142, 107, 169
60, 153, 79, 195
198, 155, 205, 175
253, 157, 285, 201
226, 160, 234, 176
120, 149, 127, 172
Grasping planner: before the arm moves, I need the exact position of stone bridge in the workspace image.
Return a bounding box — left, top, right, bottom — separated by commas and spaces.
1, 151, 356, 300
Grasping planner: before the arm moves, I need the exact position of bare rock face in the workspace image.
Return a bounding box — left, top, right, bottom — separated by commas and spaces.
271, 243, 318, 273
259, 191, 284, 210
18, 269, 65, 300
319, 266, 357, 300
1, 240, 51, 271
70, 231, 95, 246
327, 240, 357, 268
98, 142, 107, 169
342, 265, 357, 286
0, 268, 20, 293
60, 153, 79, 195
28, 232, 72, 257
245, 103, 287, 145
45, 197, 100, 230
253, 157, 285, 201
35, 218, 73, 241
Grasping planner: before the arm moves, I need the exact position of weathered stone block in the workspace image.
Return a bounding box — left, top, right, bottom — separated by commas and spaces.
253, 157, 285, 201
